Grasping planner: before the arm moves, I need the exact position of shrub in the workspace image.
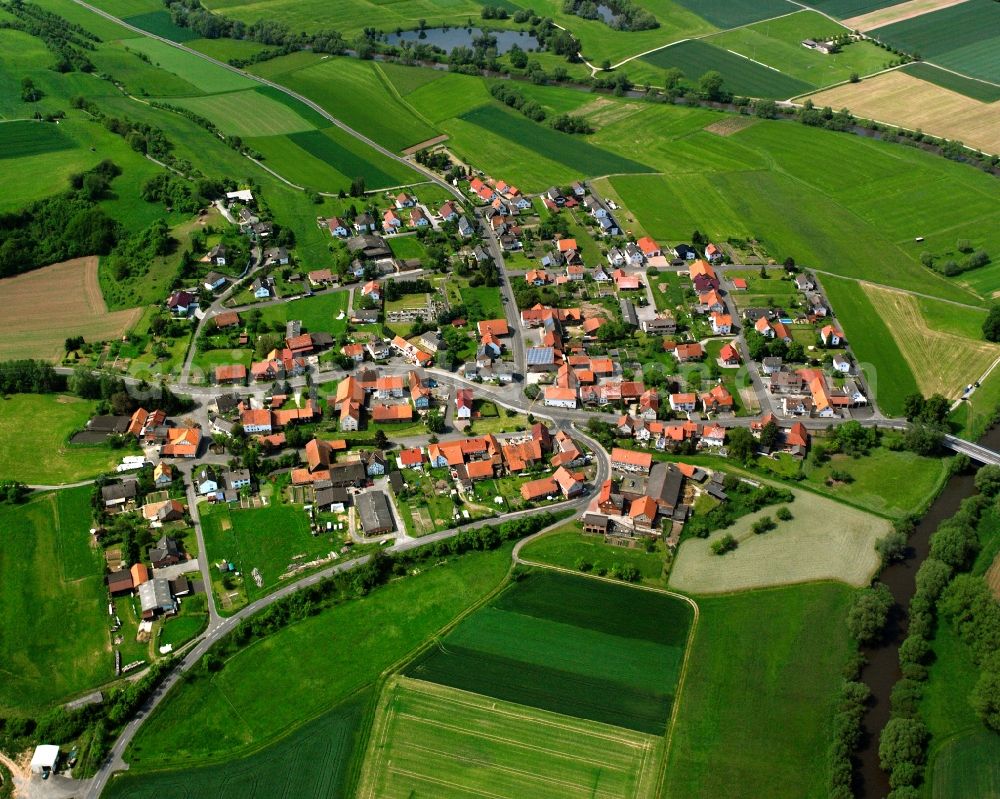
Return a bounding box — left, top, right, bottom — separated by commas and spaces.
751, 516, 776, 534
847, 582, 894, 644
711, 534, 738, 555
876, 529, 909, 564
776, 506, 792, 522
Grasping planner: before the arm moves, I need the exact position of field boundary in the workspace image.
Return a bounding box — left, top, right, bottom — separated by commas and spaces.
508, 547, 699, 795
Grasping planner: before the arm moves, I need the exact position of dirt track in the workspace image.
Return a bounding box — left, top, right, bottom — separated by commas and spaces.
842, 0, 970, 31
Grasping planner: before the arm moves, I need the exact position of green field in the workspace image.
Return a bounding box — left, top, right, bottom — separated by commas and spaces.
104, 690, 369, 799
519, 523, 669, 586
901, 61, 1000, 103
455, 104, 652, 182
0, 120, 74, 158
287, 128, 417, 189
358, 677, 664, 799
185, 36, 273, 62
405, 570, 693, 734
802, 446, 950, 519
114, 37, 256, 93
263, 290, 349, 335
801, 0, 900, 18
0, 487, 110, 714
123, 9, 201, 41
0, 394, 125, 484
665, 582, 853, 799
163, 89, 317, 137
123, 546, 513, 769
706, 11, 891, 87
459, 284, 505, 322
820, 276, 919, 416
670, 487, 887, 592
670, 0, 796, 27
276, 58, 439, 152
639, 39, 814, 98
869, 0, 1000, 83
199, 496, 344, 604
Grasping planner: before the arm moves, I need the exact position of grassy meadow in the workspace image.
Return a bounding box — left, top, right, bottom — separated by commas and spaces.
706, 10, 890, 86
0, 394, 125, 484
801, 446, 951, 519
0, 487, 110, 714
665, 582, 854, 799
519, 522, 669, 587
669, 487, 887, 593
358, 677, 664, 799
123, 546, 513, 770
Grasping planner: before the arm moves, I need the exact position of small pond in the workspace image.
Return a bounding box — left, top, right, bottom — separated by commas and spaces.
596, 5, 615, 23
386, 26, 538, 54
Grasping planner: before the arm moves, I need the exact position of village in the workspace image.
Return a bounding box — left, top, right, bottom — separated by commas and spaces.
40, 162, 891, 727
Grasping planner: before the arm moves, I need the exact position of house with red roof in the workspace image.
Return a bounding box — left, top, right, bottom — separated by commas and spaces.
719, 342, 740, 365
637, 237, 660, 258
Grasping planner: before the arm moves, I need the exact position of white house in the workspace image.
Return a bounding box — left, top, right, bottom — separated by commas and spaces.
543, 386, 578, 409
832, 354, 852, 373
669, 393, 697, 413
456, 389, 474, 419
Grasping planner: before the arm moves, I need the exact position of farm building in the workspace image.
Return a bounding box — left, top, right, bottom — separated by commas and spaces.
357, 491, 395, 535
31, 745, 59, 774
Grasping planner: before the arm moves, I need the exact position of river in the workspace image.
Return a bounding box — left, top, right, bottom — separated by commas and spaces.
854, 425, 1000, 797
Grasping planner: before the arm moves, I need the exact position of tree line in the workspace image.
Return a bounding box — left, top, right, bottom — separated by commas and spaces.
0, 0, 99, 73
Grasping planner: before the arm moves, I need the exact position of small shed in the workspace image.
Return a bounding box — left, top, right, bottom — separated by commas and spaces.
31, 744, 59, 774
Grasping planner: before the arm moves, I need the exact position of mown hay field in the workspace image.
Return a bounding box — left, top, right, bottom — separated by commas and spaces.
0, 487, 110, 714
358, 677, 664, 799
405, 571, 693, 734
809, 70, 1000, 155
116, 37, 255, 93
0, 257, 142, 362
862, 282, 1000, 398
163, 89, 317, 137
669, 487, 888, 593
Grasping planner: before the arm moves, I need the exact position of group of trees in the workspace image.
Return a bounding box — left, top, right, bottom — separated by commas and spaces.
847, 581, 894, 644
0, 161, 120, 277
1, 0, 98, 73
901, 392, 950, 456
164, 0, 346, 54
487, 83, 592, 133
0, 360, 61, 394
983, 306, 1000, 343
873, 485, 994, 796
561, 0, 658, 31
744, 329, 806, 364
920, 242, 990, 278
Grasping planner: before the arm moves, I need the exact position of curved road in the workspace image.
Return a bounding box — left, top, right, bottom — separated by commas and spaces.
77, 421, 609, 799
